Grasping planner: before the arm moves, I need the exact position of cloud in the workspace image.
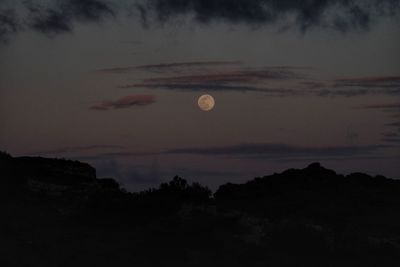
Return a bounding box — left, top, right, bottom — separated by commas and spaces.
28, 142, 384, 162
120, 67, 305, 93
383, 132, 399, 138
111, 61, 400, 98
317, 76, 400, 97
123, 83, 275, 93
139, 0, 400, 32
25, 0, 115, 35
166, 167, 239, 178
358, 102, 400, 145
142, 69, 300, 83
336, 75, 400, 84
164, 143, 385, 159
358, 103, 400, 109
2, 0, 399, 42
0, 6, 18, 42
386, 122, 400, 127
0, 0, 114, 40
382, 138, 400, 143
382, 132, 400, 144
27, 145, 123, 156
90, 94, 156, 110
317, 88, 374, 97
335, 76, 400, 88
124, 83, 305, 96
94, 151, 157, 157
115, 63, 400, 96
97, 61, 243, 74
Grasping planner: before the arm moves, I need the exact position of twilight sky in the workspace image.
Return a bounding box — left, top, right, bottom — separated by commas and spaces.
1, 0, 399, 191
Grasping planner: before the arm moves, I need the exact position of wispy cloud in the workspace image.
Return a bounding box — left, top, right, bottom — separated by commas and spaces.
124, 83, 304, 95
141, 68, 300, 83
331, 76, 400, 96
90, 94, 156, 111
381, 132, 400, 144
115, 63, 400, 96
382, 138, 400, 143
358, 103, 400, 109
317, 75, 400, 97
95, 151, 158, 158
163, 168, 240, 179
97, 61, 243, 74
119, 67, 307, 93
386, 122, 400, 127
121, 83, 266, 92
29, 142, 385, 161
27, 145, 123, 156
335, 76, 400, 87
360, 102, 400, 144
164, 143, 385, 159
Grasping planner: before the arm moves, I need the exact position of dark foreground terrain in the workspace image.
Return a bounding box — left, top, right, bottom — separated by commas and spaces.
1, 151, 400, 266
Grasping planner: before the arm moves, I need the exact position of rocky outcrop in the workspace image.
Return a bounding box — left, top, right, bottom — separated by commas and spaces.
0, 153, 120, 196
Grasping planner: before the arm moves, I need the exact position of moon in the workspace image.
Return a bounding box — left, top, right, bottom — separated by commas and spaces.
198, 94, 215, 111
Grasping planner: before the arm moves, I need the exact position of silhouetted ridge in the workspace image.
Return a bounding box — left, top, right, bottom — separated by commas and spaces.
215, 162, 400, 219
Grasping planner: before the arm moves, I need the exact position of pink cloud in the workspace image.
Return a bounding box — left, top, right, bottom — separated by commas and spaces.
90, 95, 156, 111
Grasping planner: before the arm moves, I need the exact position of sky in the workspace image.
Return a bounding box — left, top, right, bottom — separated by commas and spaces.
1, 0, 400, 191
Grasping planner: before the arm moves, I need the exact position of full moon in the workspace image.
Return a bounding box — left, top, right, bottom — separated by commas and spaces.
198, 94, 215, 111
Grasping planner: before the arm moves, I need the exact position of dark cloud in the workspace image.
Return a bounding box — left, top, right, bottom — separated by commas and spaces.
120, 67, 304, 93
359, 102, 400, 145
165, 143, 385, 159
28, 142, 384, 161
0, 7, 18, 42
382, 138, 400, 143
98, 61, 243, 74
117, 65, 400, 96
335, 76, 400, 88
122, 83, 267, 93
90, 94, 156, 110
318, 75, 400, 97
358, 103, 400, 109
27, 145, 123, 156
383, 132, 399, 138
141, 69, 300, 83
139, 0, 400, 32
25, 0, 115, 35
317, 88, 372, 97
384, 121, 400, 135
26, 4, 71, 34
0, 0, 115, 39
95, 151, 157, 158
2, 0, 399, 42
166, 168, 239, 178
381, 132, 400, 144
386, 122, 400, 127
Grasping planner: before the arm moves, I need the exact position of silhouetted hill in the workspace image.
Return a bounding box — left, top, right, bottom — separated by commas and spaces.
215, 162, 400, 220
1, 152, 400, 267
